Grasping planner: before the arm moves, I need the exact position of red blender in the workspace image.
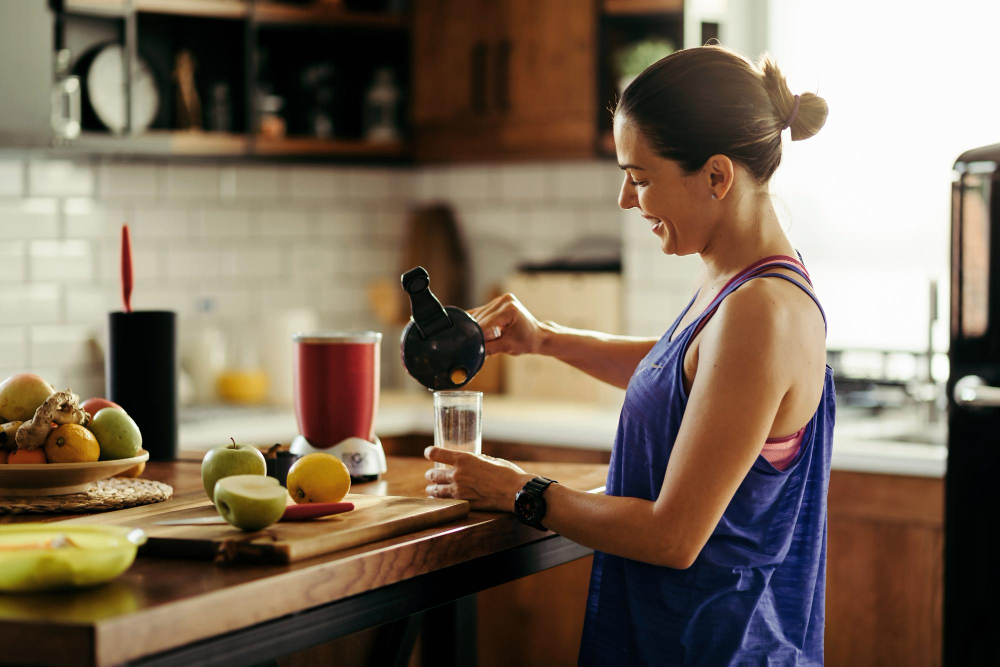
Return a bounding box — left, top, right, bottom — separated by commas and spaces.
289, 332, 387, 482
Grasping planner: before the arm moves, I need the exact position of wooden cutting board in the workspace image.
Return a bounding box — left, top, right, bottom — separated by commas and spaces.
66, 493, 469, 564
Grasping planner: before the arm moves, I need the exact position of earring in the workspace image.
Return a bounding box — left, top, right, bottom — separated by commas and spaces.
711, 192, 717, 200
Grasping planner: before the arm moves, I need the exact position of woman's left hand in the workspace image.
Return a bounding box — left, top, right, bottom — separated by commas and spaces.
424, 446, 533, 512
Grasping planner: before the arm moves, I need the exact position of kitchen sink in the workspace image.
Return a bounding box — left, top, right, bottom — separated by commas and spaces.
834, 408, 948, 447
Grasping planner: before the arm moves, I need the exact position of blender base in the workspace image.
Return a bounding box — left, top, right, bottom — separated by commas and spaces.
290, 434, 388, 483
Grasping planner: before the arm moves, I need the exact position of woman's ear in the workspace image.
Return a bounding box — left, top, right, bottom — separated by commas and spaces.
706, 155, 735, 201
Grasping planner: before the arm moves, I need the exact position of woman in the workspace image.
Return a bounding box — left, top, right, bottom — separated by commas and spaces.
424, 45, 832, 666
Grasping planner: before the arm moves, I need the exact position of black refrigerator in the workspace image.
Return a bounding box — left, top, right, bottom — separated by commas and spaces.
946, 143, 1000, 665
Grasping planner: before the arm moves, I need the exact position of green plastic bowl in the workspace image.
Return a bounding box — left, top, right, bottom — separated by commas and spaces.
0, 525, 146, 593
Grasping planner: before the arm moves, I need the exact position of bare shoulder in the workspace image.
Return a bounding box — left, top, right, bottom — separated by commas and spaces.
718, 269, 822, 335
699, 269, 826, 378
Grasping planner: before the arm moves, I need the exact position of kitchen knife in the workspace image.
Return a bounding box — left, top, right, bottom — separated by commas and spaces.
153, 502, 355, 526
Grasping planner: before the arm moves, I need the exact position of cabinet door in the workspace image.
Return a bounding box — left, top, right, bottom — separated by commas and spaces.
412, 0, 491, 127
0, 1, 55, 146
496, 0, 597, 157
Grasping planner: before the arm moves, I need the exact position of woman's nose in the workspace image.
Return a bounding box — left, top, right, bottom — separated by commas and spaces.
618, 177, 637, 210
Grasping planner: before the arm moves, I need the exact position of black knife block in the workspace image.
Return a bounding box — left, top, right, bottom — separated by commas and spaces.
107, 311, 178, 461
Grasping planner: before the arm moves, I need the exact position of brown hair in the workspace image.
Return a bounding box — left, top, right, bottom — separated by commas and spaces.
615, 45, 828, 183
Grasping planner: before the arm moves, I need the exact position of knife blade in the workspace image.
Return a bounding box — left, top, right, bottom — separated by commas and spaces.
153, 502, 355, 526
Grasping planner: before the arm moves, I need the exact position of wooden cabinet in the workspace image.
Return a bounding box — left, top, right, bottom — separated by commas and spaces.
826, 471, 944, 667
413, 0, 597, 161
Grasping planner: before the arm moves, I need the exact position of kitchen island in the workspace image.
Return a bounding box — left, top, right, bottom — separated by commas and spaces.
0, 455, 608, 667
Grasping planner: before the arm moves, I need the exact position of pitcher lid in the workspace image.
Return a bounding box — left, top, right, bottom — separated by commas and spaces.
292, 331, 382, 344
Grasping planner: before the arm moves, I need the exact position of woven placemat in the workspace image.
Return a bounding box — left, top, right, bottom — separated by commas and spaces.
0, 478, 174, 514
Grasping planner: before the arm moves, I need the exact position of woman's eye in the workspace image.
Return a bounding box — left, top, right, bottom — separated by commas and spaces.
630, 180, 646, 188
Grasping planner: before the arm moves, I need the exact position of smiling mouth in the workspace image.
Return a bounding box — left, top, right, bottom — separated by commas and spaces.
642, 215, 663, 229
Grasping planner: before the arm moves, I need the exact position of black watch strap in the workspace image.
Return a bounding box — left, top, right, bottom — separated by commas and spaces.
516, 476, 557, 531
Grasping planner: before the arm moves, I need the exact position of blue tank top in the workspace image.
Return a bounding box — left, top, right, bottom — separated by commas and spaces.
579, 254, 836, 666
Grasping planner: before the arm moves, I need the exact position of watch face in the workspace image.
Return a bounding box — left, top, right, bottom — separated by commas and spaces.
515, 492, 538, 521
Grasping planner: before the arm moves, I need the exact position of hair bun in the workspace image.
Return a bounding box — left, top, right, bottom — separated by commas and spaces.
758, 53, 829, 141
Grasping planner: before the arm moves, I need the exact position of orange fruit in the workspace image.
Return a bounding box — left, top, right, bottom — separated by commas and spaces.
44, 424, 100, 463
8, 448, 47, 464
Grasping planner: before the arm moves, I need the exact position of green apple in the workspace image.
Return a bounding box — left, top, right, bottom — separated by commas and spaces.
213, 475, 287, 531
201, 439, 266, 502
89, 407, 142, 460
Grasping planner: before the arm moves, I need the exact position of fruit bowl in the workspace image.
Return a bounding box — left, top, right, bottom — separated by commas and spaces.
0, 450, 149, 497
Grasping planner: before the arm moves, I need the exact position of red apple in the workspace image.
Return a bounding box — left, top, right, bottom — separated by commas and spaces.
81, 397, 124, 416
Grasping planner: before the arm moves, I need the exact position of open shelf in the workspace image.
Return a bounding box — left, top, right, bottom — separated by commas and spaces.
602, 0, 683, 14
254, 2, 407, 30
253, 136, 407, 158
62, 1, 406, 28
71, 130, 248, 155
64, 0, 249, 19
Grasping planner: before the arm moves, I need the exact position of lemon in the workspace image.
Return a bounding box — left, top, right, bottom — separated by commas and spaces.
286, 453, 351, 504
44, 424, 100, 463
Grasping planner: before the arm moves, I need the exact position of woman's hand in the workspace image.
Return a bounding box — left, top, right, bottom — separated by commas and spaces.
468, 293, 548, 357
424, 446, 533, 512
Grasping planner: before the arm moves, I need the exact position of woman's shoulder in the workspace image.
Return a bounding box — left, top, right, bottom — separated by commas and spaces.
708, 268, 825, 357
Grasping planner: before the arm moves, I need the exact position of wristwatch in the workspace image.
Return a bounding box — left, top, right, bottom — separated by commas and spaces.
514, 476, 558, 531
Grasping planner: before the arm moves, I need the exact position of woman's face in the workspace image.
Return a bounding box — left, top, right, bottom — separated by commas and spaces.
614, 114, 715, 256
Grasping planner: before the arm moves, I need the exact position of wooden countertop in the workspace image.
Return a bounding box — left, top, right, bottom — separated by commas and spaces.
0, 455, 608, 666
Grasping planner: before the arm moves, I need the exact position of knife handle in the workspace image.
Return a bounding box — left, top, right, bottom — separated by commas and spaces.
281, 502, 354, 521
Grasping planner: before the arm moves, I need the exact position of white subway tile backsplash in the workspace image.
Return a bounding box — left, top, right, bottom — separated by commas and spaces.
583, 207, 620, 236
192, 208, 254, 237
320, 209, 366, 239
130, 289, 198, 316
64, 199, 129, 239
64, 286, 114, 323
166, 248, 220, 279
28, 160, 93, 197
554, 162, 617, 201
133, 206, 192, 237
0, 327, 27, 367
164, 165, 220, 198
414, 168, 450, 202
63, 367, 104, 403
0, 159, 23, 196
30, 240, 94, 282
349, 168, 394, 200
220, 166, 286, 200
0, 285, 60, 324
3, 156, 658, 395
0, 242, 25, 282
348, 248, 395, 277
449, 166, 497, 201
29, 324, 100, 367
290, 247, 347, 278
99, 163, 159, 198
221, 248, 284, 278
260, 208, 314, 237
500, 164, 549, 201
289, 166, 351, 199
0, 199, 59, 238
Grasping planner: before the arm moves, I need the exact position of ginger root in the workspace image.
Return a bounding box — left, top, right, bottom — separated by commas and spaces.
15, 390, 90, 450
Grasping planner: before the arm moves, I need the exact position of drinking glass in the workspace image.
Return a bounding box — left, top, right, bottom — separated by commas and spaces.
433, 391, 482, 469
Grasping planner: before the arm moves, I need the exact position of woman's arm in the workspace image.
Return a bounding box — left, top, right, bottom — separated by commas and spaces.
470, 294, 657, 389
427, 283, 796, 569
